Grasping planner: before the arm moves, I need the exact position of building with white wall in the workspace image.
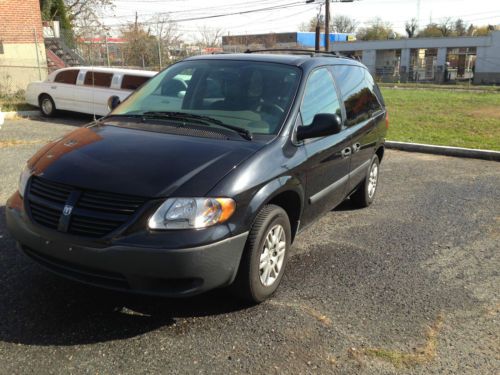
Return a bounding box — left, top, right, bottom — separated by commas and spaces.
330, 31, 500, 84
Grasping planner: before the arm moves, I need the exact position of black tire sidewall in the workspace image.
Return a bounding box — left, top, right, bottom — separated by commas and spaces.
39, 95, 55, 117
244, 205, 291, 303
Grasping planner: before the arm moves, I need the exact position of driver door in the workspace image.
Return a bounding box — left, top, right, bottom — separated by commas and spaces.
298, 67, 351, 227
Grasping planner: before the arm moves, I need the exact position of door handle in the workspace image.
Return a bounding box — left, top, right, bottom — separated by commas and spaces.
51, 86, 57, 89
341, 147, 351, 158
352, 143, 361, 153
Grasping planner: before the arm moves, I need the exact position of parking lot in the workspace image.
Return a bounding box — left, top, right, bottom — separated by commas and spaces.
0, 116, 499, 374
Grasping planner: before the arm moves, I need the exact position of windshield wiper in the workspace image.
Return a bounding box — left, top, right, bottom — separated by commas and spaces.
142, 111, 253, 141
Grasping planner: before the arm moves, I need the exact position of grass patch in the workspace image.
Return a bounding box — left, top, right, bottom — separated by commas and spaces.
378, 82, 500, 92
0, 91, 35, 112
382, 88, 500, 150
362, 314, 444, 368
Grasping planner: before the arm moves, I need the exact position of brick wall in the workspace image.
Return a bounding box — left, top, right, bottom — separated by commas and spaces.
0, 0, 44, 44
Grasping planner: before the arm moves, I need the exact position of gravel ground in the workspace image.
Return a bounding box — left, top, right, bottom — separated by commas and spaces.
0, 116, 499, 374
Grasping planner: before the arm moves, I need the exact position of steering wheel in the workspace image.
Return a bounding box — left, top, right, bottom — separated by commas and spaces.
258, 102, 284, 117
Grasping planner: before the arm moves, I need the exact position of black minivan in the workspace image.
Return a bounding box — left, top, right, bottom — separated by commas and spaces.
6, 52, 387, 303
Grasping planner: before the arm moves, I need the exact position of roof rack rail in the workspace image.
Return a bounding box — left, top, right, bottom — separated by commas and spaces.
243, 48, 341, 57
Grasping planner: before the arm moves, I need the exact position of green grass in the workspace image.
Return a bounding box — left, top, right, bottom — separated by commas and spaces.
0, 91, 35, 112
378, 82, 500, 92
382, 88, 500, 151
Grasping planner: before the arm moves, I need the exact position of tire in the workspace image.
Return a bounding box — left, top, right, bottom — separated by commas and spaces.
39, 94, 56, 117
351, 154, 380, 208
232, 204, 291, 304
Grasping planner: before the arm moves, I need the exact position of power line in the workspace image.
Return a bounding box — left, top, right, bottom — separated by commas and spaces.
105, 2, 314, 27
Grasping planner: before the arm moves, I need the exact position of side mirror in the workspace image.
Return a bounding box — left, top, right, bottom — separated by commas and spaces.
107, 95, 121, 111
296, 113, 342, 141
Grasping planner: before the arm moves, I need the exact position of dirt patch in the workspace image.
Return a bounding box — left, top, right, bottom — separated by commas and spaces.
269, 300, 332, 327
0, 139, 47, 148
470, 107, 500, 119
356, 314, 445, 368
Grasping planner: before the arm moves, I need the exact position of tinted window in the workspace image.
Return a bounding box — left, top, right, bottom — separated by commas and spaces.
121, 75, 151, 90
54, 69, 79, 84
301, 68, 341, 126
84, 71, 113, 87
364, 70, 385, 107
332, 65, 381, 126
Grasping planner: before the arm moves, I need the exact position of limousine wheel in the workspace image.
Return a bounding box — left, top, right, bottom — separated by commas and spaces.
39, 94, 56, 117
351, 154, 380, 208
232, 204, 291, 303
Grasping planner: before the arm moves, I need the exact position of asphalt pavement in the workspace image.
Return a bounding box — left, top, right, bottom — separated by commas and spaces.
0, 115, 499, 374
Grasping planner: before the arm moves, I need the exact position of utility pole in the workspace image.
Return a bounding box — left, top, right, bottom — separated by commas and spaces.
105, 34, 110, 67
324, 0, 330, 51
307, 0, 354, 52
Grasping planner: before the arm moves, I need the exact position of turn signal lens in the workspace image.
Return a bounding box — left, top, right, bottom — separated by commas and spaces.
215, 198, 236, 223
385, 111, 389, 129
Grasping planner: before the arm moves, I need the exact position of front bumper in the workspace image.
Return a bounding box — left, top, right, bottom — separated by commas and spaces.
6, 194, 248, 297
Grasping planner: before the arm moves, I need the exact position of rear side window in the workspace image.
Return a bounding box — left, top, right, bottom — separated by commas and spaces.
301, 68, 341, 126
84, 72, 113, 87
332, 65, 382, 126
54, 70, 79, 84
121, 75, 151, 90
365, 71, 385, 107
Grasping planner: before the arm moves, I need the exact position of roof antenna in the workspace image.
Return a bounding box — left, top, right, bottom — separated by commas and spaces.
91, 34, 97, 122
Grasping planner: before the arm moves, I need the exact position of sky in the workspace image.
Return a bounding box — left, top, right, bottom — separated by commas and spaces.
103, 0, 500, 40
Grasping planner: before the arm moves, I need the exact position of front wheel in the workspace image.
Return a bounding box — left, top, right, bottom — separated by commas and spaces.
232, 204, 291, 303
39, 94, 56, 117
351, 154, 380, 208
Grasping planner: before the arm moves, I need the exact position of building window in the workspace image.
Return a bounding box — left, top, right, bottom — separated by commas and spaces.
0, 41, 4, 54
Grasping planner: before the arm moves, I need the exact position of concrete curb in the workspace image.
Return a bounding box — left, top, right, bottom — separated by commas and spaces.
386, 141, 500, 161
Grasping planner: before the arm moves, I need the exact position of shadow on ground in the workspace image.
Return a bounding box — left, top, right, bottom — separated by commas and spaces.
28, 111, 96, 127
0, 206, 249, 347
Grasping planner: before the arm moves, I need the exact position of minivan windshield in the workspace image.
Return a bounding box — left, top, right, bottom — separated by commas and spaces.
111, 60, 301, 135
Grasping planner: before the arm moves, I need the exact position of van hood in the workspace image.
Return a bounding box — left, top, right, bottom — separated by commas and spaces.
29, 124, 262, 198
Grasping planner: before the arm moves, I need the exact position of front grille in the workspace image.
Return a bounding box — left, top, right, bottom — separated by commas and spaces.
27, 176, 147, 238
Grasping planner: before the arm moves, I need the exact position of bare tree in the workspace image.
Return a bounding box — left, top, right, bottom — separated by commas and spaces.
331, 15, 358, 33
197, 26, 225, 48
437, 18, 453, 37
299, 14, 357, 34
63, 0, 114, 36
150, 15, 181, 67
64, 0, 113, 21
405, 18, 418, 38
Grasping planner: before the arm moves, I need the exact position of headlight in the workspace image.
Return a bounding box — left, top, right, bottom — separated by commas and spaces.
18, 166, 32, 198
148, 197, 236, 230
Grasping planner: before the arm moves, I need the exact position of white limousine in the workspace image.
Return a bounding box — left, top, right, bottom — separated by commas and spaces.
26, 67, 157, 117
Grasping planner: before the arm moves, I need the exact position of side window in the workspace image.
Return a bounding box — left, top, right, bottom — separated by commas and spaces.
300, 68, 341, 127
364, 70, 384, 112
121, 75, 151, 90
332, 65, 381, 126
54, 69, 79, 84
84, 72, 113, 87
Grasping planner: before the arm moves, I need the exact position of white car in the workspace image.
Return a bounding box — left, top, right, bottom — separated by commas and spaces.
26, 67, 157, 117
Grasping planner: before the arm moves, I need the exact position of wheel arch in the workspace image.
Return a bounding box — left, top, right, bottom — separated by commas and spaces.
376, 144, 385, 162
247, 176, 304, 243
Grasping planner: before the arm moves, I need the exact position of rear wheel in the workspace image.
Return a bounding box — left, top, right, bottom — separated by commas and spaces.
351, 154, 380, 208
39, 94, 56, 117
232, 204, 291, 303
